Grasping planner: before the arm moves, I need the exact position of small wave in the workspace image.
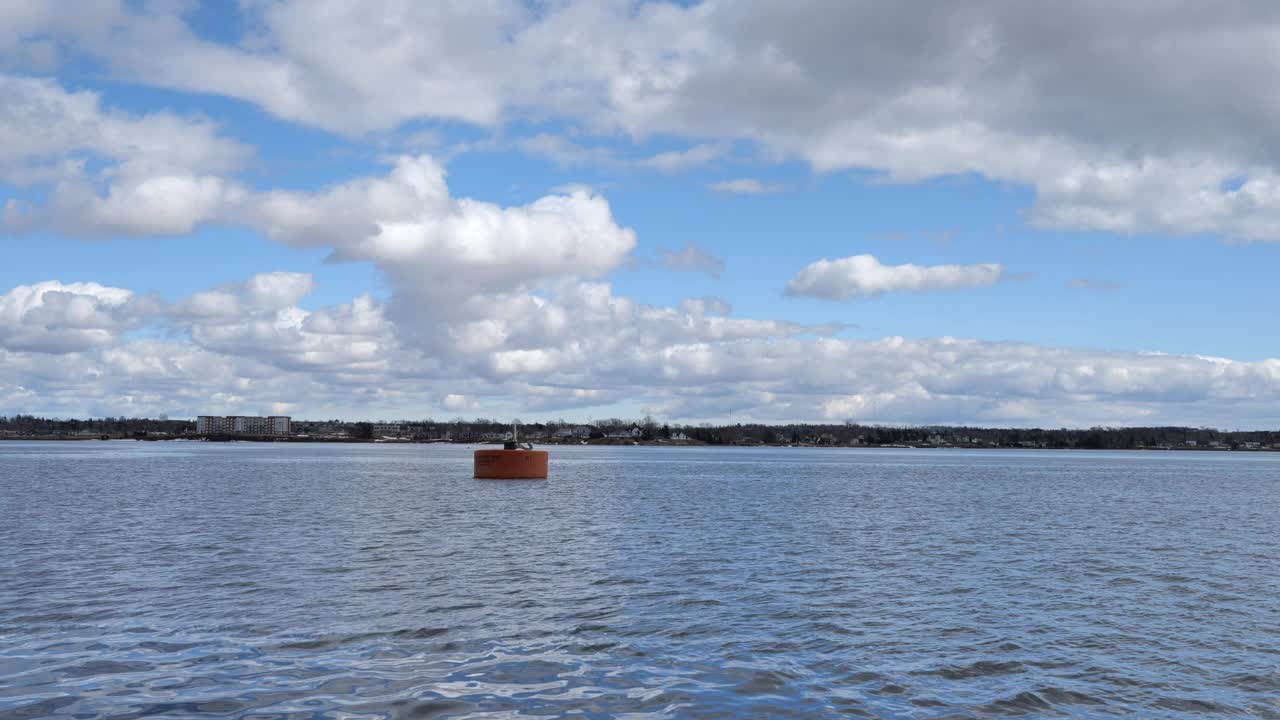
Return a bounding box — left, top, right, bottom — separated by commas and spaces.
918, 659, 1026, 680
58, 659, 152, 678
982, 690, 1054, 713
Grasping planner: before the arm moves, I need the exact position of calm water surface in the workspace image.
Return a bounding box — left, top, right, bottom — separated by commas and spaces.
2, 442, 1278, 718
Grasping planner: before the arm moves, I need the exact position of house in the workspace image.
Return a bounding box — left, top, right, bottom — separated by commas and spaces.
671, 430, 689, 441
372, 423, 405, 437
606, 426, 643, 440
554, 425, 593, 439
310, 423, 349, 438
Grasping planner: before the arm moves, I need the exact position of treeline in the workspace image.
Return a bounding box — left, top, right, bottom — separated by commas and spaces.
4, 414, 1279, 449
0, 415, 194, 438
303, 417, 1280, 449
669, 423, 1280, 449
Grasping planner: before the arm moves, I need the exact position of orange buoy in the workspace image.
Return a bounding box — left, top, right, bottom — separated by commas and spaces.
474, 423, 549, 479
473, 448, 549, 479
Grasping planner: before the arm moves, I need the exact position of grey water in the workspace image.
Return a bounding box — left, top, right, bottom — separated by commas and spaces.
1, 442, 1278, 719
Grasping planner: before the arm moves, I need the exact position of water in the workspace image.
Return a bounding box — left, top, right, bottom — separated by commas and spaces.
2, 442, 1278, 719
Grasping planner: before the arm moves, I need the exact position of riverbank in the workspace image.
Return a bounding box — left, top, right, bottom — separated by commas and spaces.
3, 435, 1275, 451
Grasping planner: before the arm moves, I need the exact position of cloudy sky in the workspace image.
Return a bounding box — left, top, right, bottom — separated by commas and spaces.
3, 1, 1280, 427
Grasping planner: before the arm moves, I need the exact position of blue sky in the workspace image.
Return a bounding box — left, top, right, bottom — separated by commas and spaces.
3, 1, 1280, 426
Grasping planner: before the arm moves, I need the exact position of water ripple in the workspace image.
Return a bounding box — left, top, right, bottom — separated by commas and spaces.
2, 443, 1279, 718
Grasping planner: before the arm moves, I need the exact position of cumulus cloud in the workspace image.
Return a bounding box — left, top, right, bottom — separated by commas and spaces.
0, 75, 245, 179
0, 73, 249, 236
679, 296, 732, 316
177, 272, 315, 322
246, 155, 636, 303
0, 280, 145, 353
443, 393, 476, 411
17, 173, 247, 237
11, 2, 1280, 425
4, 271, 1280, 427
172, 273, 405, 377
786, 254, 1004, 301
457, 280, 838, 382
657, 243, 726, 279
25, 0, 1280, 240
0, 270, 835, 418
636, 336, 1280, 427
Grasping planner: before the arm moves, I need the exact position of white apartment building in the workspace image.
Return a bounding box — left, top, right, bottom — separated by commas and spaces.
196, 416, 234, 434
372, 423, 404, 437
197, 415, 291, 436
233, 416, 268, 434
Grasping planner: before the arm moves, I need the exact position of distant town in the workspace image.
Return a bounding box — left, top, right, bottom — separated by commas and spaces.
3, 413, 1280, 451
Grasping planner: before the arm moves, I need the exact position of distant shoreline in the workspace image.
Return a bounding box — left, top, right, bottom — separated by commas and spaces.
2, 436, 1274, 452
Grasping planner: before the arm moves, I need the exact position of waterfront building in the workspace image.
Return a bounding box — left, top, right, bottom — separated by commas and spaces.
232, 416, 268, 435
196, 416, 234, 434
554, 425, 594, 439
605, 426, 643, 440
196, 415, 291, 436
372, 423, 404, 437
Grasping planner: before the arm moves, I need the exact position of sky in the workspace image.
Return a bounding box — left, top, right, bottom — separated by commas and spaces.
3, 1, 1280, 427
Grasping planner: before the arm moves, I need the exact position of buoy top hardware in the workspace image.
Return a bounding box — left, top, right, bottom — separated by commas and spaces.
474, 422, 549, 479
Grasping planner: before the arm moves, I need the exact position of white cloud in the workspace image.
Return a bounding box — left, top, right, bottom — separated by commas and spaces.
786, 254, 1004, 301
28, 173, 246, 237
657, 243, 726, 279
26, 1, 1280, 240
457, 279, 835, 382
0, 75, 245, 179
679, 296, 732, 316
638, 143, 723, 173
0, 1, 123, 69
0, 280, 142, 353
177, 272, 316, 322
515, 133, 617, 169
5, 272, 1280, 427
443, 393, 475, 412
175, 273, 402, 376
514, 134, 721, 174
246, 155, 637, 308
634, 336, 1280, 427
709, 178, 780, 194
11, 3, 1280, 424
0, 73, 250, 236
